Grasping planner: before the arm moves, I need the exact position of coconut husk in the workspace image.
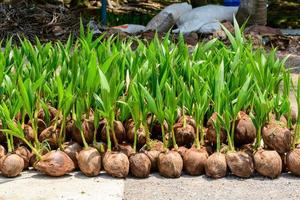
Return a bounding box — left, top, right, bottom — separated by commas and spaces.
29, 149, 48, 168
14, 146, 32, 170
28, 119, 47, 135
205, 152, 227, 178
240, 144, 255, 157
226, 151, 254, 178
262, 122, 292, 153
254, 149, 282, 178
0, 154, 24, 177
269, 114, 288, 127
38, 106, 59, 121
234, 111, 256, 146
183, 148, 208, 176
68, 119, 94, 145
35, 150, 75, 177
177, 146, 188, 158
62, 141, 82, 169
93, 142, 107, 155
77, 147, 101, 177
39, 126, 60, 149
103, 151, 129, 178
140, 140, 164, 171
158, 150, 183, 178
22, 124, 35, 142
173, 122, 195, 146
177, 115, 196, 130
280, 153, 288, 173
101, 120, 126, 144
147, 115, 168, 140
206, 113, 227, 145
287, 148, 300, 176
125, 119, 146, 146
129, 153, 151, 178
0, 133, 5, 145
0, 145, 6, 158
116, 143, 134, 157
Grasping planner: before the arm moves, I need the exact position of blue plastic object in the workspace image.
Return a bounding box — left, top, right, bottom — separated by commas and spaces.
101, 0, 107, 25
224, 0, 240, 6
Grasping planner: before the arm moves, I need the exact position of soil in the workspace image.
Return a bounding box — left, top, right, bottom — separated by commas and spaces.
1, 0, 299, 58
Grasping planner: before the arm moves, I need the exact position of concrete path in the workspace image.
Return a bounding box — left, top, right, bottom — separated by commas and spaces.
0, 171, 124, 200
124, 173, 300, 200
1, 170, 300, 200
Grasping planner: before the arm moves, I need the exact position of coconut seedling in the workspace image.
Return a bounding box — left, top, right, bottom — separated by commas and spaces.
174, 81, 195, 147
156, 83, 183, 178
183, 79, 209, 176
15, 77, 74, 177
141, 81, 169, 171
252, 84, 282, 178
0, 104, 24, 177
95, 67, 129, 178
287, 76, 300, 176
124, 83, 151, 178
52, 76, 82, 168
75, 97, 101, 177
205, 61, 227, 179
262, 73, 292, 154
224, 76, 255, 178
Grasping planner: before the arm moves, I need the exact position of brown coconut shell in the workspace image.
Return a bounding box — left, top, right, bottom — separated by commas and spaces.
69, 119, 94, 145
206, 113, 227, 145
177, 115, 196, 130
22, 124, 35, 142
28, 119, 47, 135
0, 133, 5, 144
62, 142, 82, 169
129, 153, 151, 178
101, 120, 126, 144
0, 154, 24, 177
158, 150, 183, 178
144, 150, 160, 171
147, 115, 168, 140
14, 146, 32, 170
205, 152, 227, 178
77, 147, 101, 177
262, 123, 292, 154
103, 151, 129, 178
183, 148, 208, 175
140, 141, 164, 171
116, 143, 134, 157
173, 122, 195, 146
254, 149, 282, 178
177, 146, 188, 158
280, 153, 288, 173
234, 111, 256, 146
269, 113, 288, 127
39, 126, 60, 149
125, 119, 146, 146
38, 105, 58, 121
287, 148, 300, 176
226, 151, 254, 178
0, 145, 6, 158
35, 150, 75, 176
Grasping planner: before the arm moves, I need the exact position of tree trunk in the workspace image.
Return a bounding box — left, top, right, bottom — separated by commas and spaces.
236, 0, 267, 26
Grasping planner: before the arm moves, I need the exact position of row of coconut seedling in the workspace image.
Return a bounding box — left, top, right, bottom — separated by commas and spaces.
0, 22, 300, 179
